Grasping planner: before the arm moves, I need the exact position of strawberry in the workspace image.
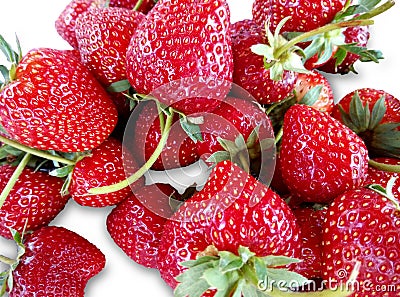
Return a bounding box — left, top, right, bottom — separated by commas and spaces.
321, 183, 400, 295
1, 226, 106, 296
252, 0, 347, 34
195, 96, 275, 181
279, 104, 369, 203
0, 46, 118, 153
0, 165, 69, 239
69, 137, 144, 207
231, 19, 297, 105
292, 206, 327, 280
317, 25, 372, 74
332, 88, 400, 158
106, 184, 176, 269
75, 7, 145, 87
125, 0, 233, 114
128, 100, 199, 170
94, 0, 156, 13
293, 70, 334, 113
55, 0, 95, 49
365, 157, 400, 198
157, 160, 301, 291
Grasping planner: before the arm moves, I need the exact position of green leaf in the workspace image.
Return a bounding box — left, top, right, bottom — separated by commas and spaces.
263, 255, 302, 267
299, 85, 323, 107
265, 267, 310, 289
206, 150, 231, 164
250, 44, 275, 61
203, 267, 229, 290
242, 282, 260, 297
238, 246, 256, 263
180, 256, 219, 269
254, 257, 268, 284
49, 165, 74, 178
174, 278, 211, 297
368, 96, 386, 130
106, 79, 132, 92
180, 116, 204, 143
219, 251, 243, 273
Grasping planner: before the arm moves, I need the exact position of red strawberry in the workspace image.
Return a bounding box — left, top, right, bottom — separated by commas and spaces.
126, 0, 233, 114
318, 25, 370, 74
252, 0, 347, 33
292, 206, 327, 280
322, 185, 400, 295
69, 137, 143, 207
293, 70, 334, 113
0, 48, 118, 153
3, 226, 106, 296
231, 19, 297, 105
365, 157, 400, 198
332, 88, 400, 158
279, 104, 369, 203
157, 160, 301, 290
75, 7, 145, 87
106, 184, 176, 268
128, 100, 199, 170
0, 165, 69, 239
55, 0, 95, 49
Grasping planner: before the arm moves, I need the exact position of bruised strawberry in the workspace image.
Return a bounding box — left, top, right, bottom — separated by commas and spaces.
75, 7, 145, 87
0, 48, 118, 153
280, 104, 369, 203
126, 0, 233, 114
70, 137, 143, 207
0, 165, 69, 239
157, 160, 301, 289
3, 226, 106, 296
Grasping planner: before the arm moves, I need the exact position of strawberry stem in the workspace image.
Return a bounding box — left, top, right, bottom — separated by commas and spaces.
275, 19, 373, 59
0, 135, 76, 166
133, 0, 144, 11
88, 108, 175, 195
0, 153, 31, 209
368, 159, 400, 173
354, 0, 395, 20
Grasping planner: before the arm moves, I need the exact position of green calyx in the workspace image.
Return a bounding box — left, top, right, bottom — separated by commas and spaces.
0, 34, 22, 89
367, 176, 400, 210
0, 229, 26, 296
338, 91, 400, 160
251, 0, 394, 80
174, 245, 357, 297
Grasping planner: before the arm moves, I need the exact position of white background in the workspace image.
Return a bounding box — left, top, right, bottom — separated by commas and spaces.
0, 0, 399, 296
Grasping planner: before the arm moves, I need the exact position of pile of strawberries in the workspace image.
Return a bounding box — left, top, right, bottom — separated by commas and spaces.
0, 0, 399, 296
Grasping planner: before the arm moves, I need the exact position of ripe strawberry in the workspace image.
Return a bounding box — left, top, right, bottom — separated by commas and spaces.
279, 104, 369, 203
252, 0, 347, 33
231, 19, 297, 105
0, 165, 69, 239
332, 88, 400, 158
69, 137, 144, 207
3, 226, 106, 296
0, 47, 118, 153
293, 70, 334, 113
322, 185, 400, 295
157, 160, 301, 289
318, 25, 370, 74
292, 206, 327, 280
126, 0, 233, 114
106, 184, 176, 269
75, 7, 145, 87
55, 0, 95, 49
128, 100, 199, 170
365, 157, 400, 198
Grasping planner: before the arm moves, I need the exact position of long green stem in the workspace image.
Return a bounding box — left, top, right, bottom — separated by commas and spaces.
0, 135, 75, 166
133, 0, 144, 11
275, 19, 374, 58
0, 153, 31, 209
89, 108, 175, 195
354, 0, 395, 20
368, 159, 400, 173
